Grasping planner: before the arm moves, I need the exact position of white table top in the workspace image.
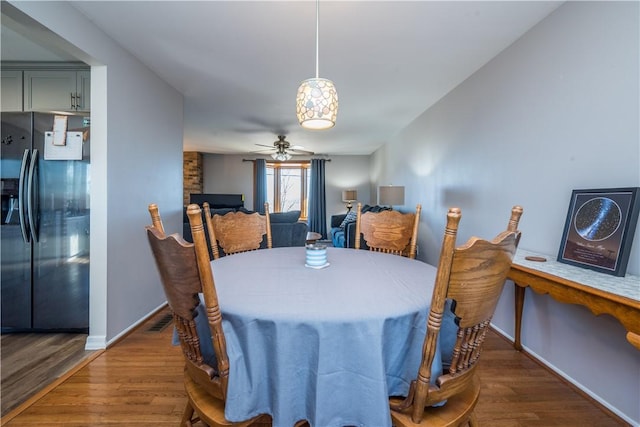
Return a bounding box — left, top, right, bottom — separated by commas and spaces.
209, 246, 440, 427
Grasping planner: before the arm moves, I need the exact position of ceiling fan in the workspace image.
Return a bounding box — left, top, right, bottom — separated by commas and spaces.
254, 135, 314, 161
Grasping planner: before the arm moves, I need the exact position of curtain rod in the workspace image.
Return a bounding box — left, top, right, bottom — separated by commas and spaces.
242, 158, 331, 162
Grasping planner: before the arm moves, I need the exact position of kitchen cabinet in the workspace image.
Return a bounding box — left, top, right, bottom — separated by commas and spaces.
1, 70, 23, 111
23, 69, 90, 112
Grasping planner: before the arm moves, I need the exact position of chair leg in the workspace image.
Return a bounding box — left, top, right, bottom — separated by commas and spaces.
467, 411, 479, 427
181, 401, 195, 427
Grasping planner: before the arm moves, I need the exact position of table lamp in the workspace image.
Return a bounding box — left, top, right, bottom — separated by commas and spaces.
342, 189, 357, 212
378, 185, 404, 210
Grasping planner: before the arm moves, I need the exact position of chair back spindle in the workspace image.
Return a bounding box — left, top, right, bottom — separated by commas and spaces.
148, 203, 165, 235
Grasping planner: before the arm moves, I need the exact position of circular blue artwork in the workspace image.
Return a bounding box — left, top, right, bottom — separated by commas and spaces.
573, 197, 622, 242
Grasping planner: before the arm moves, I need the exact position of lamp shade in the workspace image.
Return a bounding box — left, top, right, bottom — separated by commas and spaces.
342, 190, 357, 202
378, 185, 404, 206
271, 152, 292, 161
296, 78, 338, 130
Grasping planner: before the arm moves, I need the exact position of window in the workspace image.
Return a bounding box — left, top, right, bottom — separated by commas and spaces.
266, 162, 311, 220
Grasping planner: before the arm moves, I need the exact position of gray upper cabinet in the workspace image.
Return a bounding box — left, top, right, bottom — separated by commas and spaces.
76, 71, 90, 111
23, 69, 90, 112
1, 70, 24, 111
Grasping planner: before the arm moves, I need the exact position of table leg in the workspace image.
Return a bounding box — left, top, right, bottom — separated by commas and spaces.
514, 283, 525, 351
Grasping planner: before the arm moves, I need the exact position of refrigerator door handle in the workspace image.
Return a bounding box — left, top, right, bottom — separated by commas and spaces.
18, 149, 31, 243
27, 148, 40, 242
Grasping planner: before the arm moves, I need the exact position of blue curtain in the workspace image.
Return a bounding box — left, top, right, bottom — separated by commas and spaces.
308, 158, 327, 239
254, 159, 267, 214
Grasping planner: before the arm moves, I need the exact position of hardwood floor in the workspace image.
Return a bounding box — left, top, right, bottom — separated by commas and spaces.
1, 331, 96, 417
1, 307, 629, 426
475, 335, 627, 426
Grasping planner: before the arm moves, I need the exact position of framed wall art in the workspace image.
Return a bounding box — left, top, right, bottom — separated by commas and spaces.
557, 187, 640, 276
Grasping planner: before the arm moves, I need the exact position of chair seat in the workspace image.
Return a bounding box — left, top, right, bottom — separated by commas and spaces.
184, 370, 269, 427
390, 375, 480, 427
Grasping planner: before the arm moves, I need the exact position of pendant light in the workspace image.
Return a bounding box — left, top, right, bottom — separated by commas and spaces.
296, 0, 338, 130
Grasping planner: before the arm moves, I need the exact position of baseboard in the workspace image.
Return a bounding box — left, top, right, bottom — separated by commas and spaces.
490, 325, 636, 426
106, 302, 168, 348
83, 302, 168, 350
84, 334, 106, 350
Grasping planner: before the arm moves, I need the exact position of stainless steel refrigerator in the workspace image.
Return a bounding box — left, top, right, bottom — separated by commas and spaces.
1, 111, 90, 332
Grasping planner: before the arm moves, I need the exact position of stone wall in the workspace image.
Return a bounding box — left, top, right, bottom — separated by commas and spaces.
183, 151, 202, 206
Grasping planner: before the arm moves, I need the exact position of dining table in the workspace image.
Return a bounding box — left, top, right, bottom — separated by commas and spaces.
196, 246, 446, 427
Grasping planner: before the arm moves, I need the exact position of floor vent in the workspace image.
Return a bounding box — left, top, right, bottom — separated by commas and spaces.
147, 313, 173, 332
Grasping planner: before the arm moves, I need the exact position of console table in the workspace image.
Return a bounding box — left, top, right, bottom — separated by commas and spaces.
508, 249, 640, 351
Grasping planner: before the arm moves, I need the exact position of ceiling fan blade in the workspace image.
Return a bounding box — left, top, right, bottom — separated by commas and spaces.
289, 147, 315, 155
255, 143, 276, 149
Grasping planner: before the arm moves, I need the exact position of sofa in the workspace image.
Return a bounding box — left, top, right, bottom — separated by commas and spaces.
330, 205, 391, 248
183, 207, 307, 257
330, 212, 358, 248
269, 210, 308, 248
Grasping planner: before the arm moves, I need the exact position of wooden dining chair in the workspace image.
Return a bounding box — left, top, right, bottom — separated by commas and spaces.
354, 202, 422, 259
145, 204, 270, 427
389, 205, 523, 427
147, 203, 165, 235
203, 202, 272, 259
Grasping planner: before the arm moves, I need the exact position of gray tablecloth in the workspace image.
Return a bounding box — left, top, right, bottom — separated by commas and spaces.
203, 247, 444, 427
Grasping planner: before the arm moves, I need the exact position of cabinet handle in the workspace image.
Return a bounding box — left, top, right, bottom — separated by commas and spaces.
75, 92, 81, 111
70, 92, 76, 110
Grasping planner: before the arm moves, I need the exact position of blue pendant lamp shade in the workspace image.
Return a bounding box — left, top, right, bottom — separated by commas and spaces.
296, 0, 338, 130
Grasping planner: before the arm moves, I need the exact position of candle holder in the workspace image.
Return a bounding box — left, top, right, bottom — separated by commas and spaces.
305, 243, 329, 269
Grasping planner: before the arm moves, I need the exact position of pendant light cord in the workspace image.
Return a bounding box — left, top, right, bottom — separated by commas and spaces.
315, 0, 319, 78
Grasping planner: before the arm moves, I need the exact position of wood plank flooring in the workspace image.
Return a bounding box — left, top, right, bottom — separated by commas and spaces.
2, 307, 630, 426
475, 335, 627, 426
1, 331, 96, 417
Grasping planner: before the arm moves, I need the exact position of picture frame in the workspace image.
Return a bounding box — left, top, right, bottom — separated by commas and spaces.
557, 187, 640, 276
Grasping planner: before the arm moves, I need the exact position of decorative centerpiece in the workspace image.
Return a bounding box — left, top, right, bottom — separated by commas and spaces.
305, 243, 329, 269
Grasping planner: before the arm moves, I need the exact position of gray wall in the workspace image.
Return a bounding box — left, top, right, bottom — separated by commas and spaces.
10, 1, 185, 345
372, 2, 639, 423
325, 155, 372, 220
202, 154, 254, 204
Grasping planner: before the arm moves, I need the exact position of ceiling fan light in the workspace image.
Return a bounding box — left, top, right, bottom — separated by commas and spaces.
271, 152, 292, 161
297, 77, 338, 130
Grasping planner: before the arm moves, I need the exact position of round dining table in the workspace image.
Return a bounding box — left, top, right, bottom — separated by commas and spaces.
203, 246, 442, 427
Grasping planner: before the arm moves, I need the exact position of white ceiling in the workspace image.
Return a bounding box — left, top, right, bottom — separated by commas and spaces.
3, 1, 562, 156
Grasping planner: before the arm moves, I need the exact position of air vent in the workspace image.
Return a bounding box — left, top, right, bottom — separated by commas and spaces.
147, 313, 173, 332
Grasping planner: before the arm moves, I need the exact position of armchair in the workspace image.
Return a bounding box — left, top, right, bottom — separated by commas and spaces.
330, 205, 391, 248
330, 213, 356, 248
